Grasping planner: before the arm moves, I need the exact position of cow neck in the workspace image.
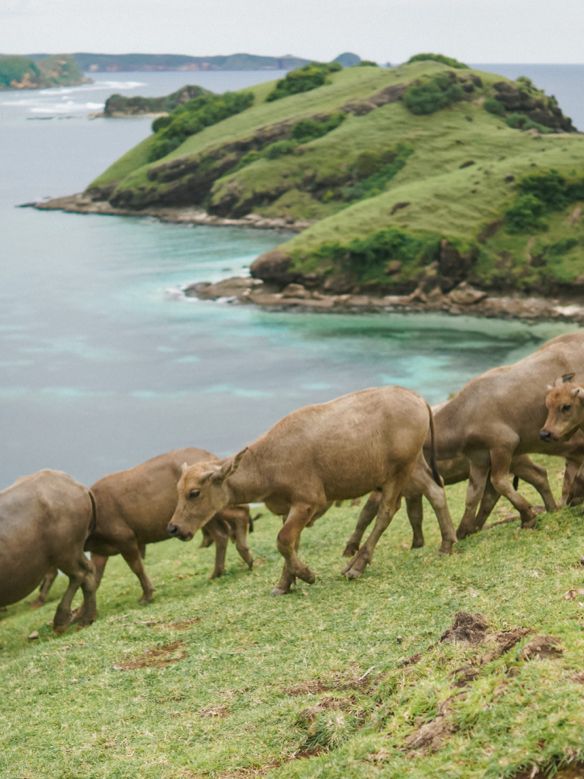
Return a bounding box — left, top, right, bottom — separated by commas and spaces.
224, 450, 267, 505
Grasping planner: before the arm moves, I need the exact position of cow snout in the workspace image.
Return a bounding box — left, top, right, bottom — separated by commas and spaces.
167, 523, 194, 542
167, 523, 180, 536
539, 429, 553, 442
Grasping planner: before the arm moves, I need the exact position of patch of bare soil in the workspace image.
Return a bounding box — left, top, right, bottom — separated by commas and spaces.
519, 635, 563, 661
514, 763, 584, 778
284, 665, 375, 696
404, 694, 462, 753
113, 640, 187, 670
440, 611, 490, 644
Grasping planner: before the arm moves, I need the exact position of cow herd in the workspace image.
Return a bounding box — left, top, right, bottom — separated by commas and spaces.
1, 330, 584, 634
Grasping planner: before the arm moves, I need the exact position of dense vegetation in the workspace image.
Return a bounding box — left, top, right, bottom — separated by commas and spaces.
63, 51, 314, 72
0, 54, 85, 89
266, 62, 342, 102
148, 91, 254, 161
407, 52, 469, 69
2, 457, 584, 777
86, 57, 583, 296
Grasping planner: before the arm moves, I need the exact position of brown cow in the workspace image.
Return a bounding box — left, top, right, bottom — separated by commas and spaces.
540, 374, 584, 505
34, 449, 254, 607
168, 387, 457, 594
431, 332, 584, 538
343, 452, 554, 556
0, 470, 96, 633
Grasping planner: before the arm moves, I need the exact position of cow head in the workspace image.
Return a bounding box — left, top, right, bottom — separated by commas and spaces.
540, 374, 584, 442
167, 449, 247, 541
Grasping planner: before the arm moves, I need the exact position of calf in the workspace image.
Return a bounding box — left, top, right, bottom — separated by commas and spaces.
35, 449, 253, 607
168, 387, 457, 594
0, 470, 96, 633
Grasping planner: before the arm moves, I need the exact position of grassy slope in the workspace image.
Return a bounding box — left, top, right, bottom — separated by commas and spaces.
2, 457, 584, 778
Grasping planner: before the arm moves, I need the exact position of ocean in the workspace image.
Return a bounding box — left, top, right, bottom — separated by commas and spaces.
0, 66, 581, 486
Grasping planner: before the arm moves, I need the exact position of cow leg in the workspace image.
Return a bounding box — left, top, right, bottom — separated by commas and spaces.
120, 543, 155, 604
473, 480, 502, 530
562, 458, 582, 506
406, 495, 425, 549
489, 447, 537, 527
30, 566, 59, 608
139, 543, 146, 559
54, 555, 96, 633
513, 457, 557, 513
272, 503, 317, 595
416, 470, 456, 554
233, 518, 254, 570
343, 475, 406, 579
342, 492, 381, 557
456, 461, 490, 539
205, 524, 228, 579
567, 462, 584, 506
91, 553, 109, 589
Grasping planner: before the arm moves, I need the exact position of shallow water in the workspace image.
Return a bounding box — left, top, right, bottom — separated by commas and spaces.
0, 70, 579, 485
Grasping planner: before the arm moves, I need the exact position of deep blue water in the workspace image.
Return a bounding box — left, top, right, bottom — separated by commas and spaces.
0, 68, 580, 486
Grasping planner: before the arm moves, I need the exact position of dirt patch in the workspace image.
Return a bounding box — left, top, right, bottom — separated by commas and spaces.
284, 666, 375, 696
404, 694, 463, 754
113, 640, 187, 670
166, 617, 201, 631
519, 635, 563, 662
514, 762, 584, 778
440, 611, 490, 644
199, 704, 230, 719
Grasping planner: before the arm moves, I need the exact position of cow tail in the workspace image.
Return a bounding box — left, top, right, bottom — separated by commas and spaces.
88, 489, 98, 537
426, 403, 443, 486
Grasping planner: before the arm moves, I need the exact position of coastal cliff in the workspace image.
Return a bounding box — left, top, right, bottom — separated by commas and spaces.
0, 54, 88, 89
42, 55, 584, 302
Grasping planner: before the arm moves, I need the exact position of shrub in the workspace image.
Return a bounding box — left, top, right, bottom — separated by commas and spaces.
343, 145, 413, 201
263, 140, 297, 159
403, 73, 465, 115
484, 97, 506, 116
266, 62, 340, 102
505, 194, 546, 232
505, 113, 550, 133
518, 171, 569, 208
291, 113, 345, 143
407, 53, 469, 69
148, 91, 254, 161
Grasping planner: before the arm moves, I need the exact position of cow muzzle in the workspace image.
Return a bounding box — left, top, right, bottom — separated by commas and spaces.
167, 523, 194, 542
539, 429, 554, 442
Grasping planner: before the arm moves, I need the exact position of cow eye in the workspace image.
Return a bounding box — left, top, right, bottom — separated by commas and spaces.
561, 404, 572, 413
188, 489, 200, 499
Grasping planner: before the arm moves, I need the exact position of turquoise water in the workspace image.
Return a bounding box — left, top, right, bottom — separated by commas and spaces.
0, 70, 579, 485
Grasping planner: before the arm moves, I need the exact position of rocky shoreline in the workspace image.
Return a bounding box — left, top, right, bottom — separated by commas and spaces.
185, 276, 584, 324
31, 194, 309, 232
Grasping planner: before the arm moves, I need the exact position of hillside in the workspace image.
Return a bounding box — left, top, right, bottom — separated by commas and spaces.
2, 457, 584, 777
79, 57, 583, 296
0, 54, 87, 89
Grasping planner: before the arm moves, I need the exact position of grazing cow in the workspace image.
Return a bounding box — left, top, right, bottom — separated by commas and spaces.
0, 470, 96, 633
34, 449, 254, 607
430, 332, 584, 538
343, 452, 554, 556
540, 374, 584, 506
168, 387, 457, 594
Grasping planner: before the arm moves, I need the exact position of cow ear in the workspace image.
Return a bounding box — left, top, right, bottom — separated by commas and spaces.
181, 462, 189, 474
571, 386, 584, 401
562, 373, 575, 383
211, 447, 248, 484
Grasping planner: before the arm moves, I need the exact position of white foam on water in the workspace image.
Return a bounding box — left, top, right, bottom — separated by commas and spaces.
31, 101, 104, 114
39, 80, 146, 96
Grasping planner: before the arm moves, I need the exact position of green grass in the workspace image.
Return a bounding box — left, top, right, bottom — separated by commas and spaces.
2, 457, 584, 778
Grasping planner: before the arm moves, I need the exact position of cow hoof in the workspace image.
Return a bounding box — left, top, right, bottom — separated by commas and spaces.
139, 593, 154, 604
209, 571, 224, 580
521, 518, 537, 530
247, 559, 254, 570
411, 539, 424, 549
344, 567, 362, 580
271, 586, 290, 596
29, 598, 45, 610
342, 543, 359, 558
439, 540, 455, 555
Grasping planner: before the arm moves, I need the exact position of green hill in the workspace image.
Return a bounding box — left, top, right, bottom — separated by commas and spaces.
86, 56, 584, 296
0, 54, 86, 89
2, 456, 584, 777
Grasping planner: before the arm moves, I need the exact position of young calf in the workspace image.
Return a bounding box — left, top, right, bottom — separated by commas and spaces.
168, 387, 456, 594
35, 449, 254, 607
0, 470, 96, 633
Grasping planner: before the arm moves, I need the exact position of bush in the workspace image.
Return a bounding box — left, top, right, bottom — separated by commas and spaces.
518, 171, 569, 208
505, 194, 546, 232
407, 53, 468, 69
343, 145, 413, 201
266, 63, 340, 102
403, 73, 465, 115
148, 91, 254, 161
291, 113, 345, 143
505, 113, 550, 133
484, 97, 505, 116
263, 140, 298, 159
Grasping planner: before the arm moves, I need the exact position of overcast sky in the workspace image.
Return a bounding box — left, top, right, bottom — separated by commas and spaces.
1, 0, 583, 63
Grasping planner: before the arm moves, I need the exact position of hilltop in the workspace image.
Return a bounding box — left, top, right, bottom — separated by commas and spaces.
42, 56, 584, 300
0, 54, 87, 89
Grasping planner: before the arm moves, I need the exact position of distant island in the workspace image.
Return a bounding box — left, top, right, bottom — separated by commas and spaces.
26, 51, 362, 73
37, 54, 584, 319
0, 54, 87, 89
